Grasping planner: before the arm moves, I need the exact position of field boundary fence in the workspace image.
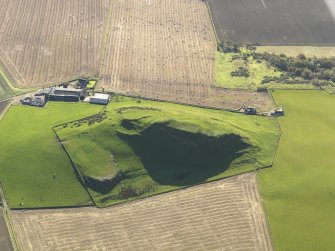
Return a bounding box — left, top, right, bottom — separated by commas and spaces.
52, 127, 97, 206
204, 0, 219, 43
51, 95, 278, 209
110, 92, 239, 112
255, 174, 276, 251
254, 88, 284, 251
52, 106, 108, 207
268, 89, 283, 162
320, 86, 335, 95
97, 165, 274, 209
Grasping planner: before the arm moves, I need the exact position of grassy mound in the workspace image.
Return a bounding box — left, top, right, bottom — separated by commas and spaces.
118, 120, 251, 186
56, 97, 280, 207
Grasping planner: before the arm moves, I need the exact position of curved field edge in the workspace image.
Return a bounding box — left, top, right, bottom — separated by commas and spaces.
258, 90, 335, 251
0, 102, 102, 208
55, 96, 281, 207
0, 64, 34, 101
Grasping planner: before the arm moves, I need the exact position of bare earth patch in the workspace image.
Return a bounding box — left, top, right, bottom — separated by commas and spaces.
11, 173, 273, 251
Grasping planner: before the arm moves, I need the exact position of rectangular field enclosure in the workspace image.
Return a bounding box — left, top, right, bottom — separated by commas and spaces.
207, 0, 335, 45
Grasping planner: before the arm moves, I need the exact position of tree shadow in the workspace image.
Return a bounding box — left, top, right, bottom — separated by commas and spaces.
118, 122, 251, 186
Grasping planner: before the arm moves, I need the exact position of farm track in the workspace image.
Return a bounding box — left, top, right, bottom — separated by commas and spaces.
0, 0, 110, 88
11, 173, 273, 251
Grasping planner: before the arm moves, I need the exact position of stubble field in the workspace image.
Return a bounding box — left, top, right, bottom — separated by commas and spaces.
0, 0, 273, 111
99, 0, 217, 105
0, 0, 109, 88
11, 173, 273, 251
207, 0, 335, 45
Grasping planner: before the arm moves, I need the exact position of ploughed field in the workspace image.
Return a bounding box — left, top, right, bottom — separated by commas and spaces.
0, 0, 109, 87
11, 173, 273, 251
55, 96, 280, 206
259, 90, 335, 251
207, 0, 335, 45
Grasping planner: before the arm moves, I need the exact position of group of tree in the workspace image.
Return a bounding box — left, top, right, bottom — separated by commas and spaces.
218, 40, 335, 86
218, 41, 241, 53
253, 52, 335, 86
231, 67, 250, 78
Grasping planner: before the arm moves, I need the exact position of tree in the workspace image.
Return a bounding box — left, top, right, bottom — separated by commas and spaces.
301, 69, 313, 80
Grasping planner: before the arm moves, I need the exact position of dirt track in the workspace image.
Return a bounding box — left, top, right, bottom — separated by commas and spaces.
11, 173, 273, 251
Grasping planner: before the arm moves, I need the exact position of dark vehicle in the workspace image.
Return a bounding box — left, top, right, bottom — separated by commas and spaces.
20, 97, 32, 105
244, 106, 257, 115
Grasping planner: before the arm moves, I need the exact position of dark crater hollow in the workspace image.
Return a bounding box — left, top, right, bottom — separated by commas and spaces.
84, 172, 128, 194
119, 121, 251, 186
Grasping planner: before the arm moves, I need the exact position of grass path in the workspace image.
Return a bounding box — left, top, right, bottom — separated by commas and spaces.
259, 90, 335, 251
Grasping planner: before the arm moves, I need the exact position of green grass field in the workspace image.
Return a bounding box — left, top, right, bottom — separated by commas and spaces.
0, 103, 101, 208
56, 97, 280, 206
258, 90, 335, 251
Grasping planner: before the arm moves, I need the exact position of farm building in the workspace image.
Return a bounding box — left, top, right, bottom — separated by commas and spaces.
90, 93, 109, 105
48, 87, 83, 102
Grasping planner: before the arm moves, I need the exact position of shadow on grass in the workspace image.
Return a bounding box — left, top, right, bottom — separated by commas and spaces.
119, 122, 251, 186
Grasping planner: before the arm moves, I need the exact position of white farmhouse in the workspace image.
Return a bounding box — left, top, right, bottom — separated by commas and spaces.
90, 93, 110, 105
